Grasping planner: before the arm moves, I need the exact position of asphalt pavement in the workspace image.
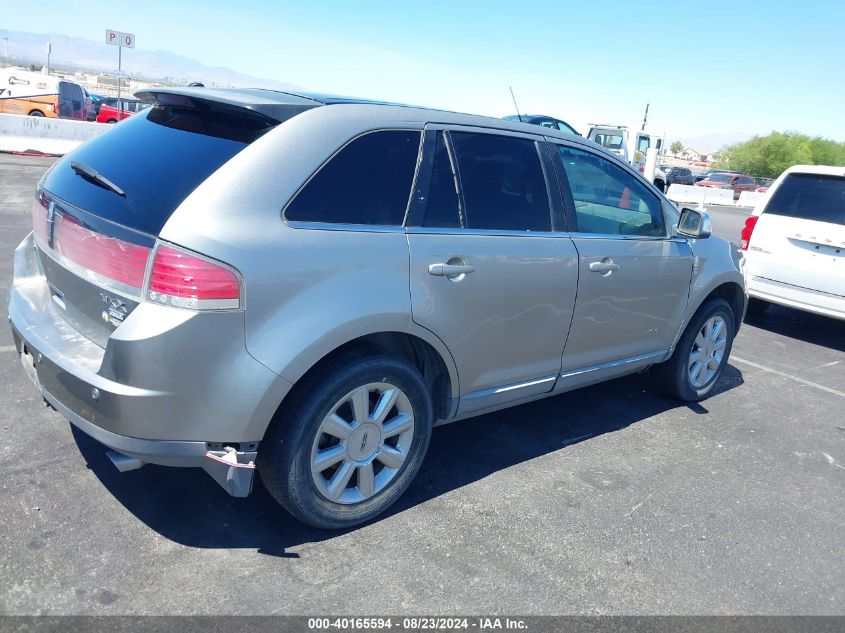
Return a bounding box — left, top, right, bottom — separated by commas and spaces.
0, 155, 842, 615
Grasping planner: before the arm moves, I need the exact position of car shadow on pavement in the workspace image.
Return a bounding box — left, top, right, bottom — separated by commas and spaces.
744, 304, 845, 352
71, 365, 743, 557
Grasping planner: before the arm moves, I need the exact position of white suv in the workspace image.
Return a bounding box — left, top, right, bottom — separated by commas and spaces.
742, 165, 845, 320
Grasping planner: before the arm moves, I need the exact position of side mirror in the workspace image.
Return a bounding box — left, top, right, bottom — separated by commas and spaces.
677, 208, 712, 239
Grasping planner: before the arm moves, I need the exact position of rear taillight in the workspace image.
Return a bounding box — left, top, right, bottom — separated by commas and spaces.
52, 211, 151, 291
739, 215, 759, 250
147, 245, 240, 310
32, 193, 49, 243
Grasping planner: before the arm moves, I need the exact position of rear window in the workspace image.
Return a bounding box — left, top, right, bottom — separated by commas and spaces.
285, 130, 421, 226
765, 173, 845, 225
594, 133, 624, 150
709, 174, 733, 183
41, 104, 277, 235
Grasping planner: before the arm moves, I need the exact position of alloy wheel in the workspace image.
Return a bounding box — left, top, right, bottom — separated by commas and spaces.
688, 315, 728, 389
310, 382, 415, 504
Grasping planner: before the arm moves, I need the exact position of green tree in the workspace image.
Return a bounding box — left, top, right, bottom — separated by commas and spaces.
670, 141, 684, 155
716, 132, 845, 179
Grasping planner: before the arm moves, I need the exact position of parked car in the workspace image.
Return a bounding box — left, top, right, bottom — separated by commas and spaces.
86, 94, 110, 122
666, 166, 696, 186
0, 69, 87, 119
9, 88, 745, 529
96, 99, 149, 123
695, 172, 757, 199
694, 169, 740, 183
502, 114, 580, 136
742, 165, 844, 320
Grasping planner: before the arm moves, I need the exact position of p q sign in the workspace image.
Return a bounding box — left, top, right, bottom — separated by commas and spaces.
106, 30, 136, 49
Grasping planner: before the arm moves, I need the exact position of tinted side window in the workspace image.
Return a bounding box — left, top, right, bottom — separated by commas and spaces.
449, 132, 551, 232
765, 174, 845, 226
286, 130, 421, 226
423, 132, 462, 228
557, 145, 665, 237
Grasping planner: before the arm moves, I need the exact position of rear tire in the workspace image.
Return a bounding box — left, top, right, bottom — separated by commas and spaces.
27, 110, 45, 117
651, 298, 735, 401
258, 350, 433, 529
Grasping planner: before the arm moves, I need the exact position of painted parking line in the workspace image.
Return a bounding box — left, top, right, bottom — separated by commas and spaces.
732, 355, 845, 398
0, 345, 18, 353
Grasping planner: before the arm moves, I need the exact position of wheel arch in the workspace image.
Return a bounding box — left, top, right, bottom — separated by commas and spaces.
673, 279, 746, 357
267, 329, 459, 437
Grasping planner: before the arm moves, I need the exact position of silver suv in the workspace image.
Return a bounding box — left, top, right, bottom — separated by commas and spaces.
9, 88, 746, 528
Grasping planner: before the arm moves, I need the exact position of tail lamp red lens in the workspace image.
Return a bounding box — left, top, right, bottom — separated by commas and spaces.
739, 216, 759, 250
33, 196, 240, 310
148, 245, 240, 309
52, 212, 151, 290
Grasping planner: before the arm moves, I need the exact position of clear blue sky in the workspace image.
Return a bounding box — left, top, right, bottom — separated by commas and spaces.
3, 0, 844, 149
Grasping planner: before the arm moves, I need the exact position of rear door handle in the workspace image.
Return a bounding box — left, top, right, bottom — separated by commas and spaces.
589, 260, 620, 273
428, 263, 475, 277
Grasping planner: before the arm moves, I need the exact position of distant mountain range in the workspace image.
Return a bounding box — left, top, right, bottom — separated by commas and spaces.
0, 28, 301, 90
678, 133, 751, 155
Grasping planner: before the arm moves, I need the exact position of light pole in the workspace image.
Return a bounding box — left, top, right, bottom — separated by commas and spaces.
46, 42, 51, 74
3, 38, 8, 67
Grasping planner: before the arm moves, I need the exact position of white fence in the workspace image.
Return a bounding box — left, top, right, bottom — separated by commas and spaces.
736, 191, 766, 208
666, 184, 761, 208
0, 113, 108, 155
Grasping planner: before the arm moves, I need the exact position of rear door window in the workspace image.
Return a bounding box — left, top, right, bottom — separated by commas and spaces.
422, 132, 462, 229
556, 144, 665, 237
285, 130, 421, 226
448, 131, 551, 232
764, 173, 845, 225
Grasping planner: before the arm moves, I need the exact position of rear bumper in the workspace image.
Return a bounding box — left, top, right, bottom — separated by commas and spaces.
748, 275, 845, 320
8, 232, 293, 495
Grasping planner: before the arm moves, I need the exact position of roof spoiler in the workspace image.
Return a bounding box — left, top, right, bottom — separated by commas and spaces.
133, 87, 322, 123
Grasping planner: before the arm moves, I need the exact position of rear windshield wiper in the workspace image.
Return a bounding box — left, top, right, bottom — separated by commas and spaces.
70, 161, 126, 198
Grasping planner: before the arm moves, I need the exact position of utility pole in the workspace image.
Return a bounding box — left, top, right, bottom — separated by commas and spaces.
3, 38, 8, 67
117, 44, 122, 116
641, 103, 649, 131
46, 42, 51, 74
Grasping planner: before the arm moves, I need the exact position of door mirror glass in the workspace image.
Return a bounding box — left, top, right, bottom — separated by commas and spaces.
677, 208, 711, 239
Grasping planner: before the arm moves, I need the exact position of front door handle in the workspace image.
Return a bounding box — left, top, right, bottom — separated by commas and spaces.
589, 260, 620, 274
428, 263, 475, 277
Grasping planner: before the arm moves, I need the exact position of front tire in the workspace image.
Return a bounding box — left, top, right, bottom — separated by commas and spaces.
652, 298, 735, 401
258, 351, 433, 529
